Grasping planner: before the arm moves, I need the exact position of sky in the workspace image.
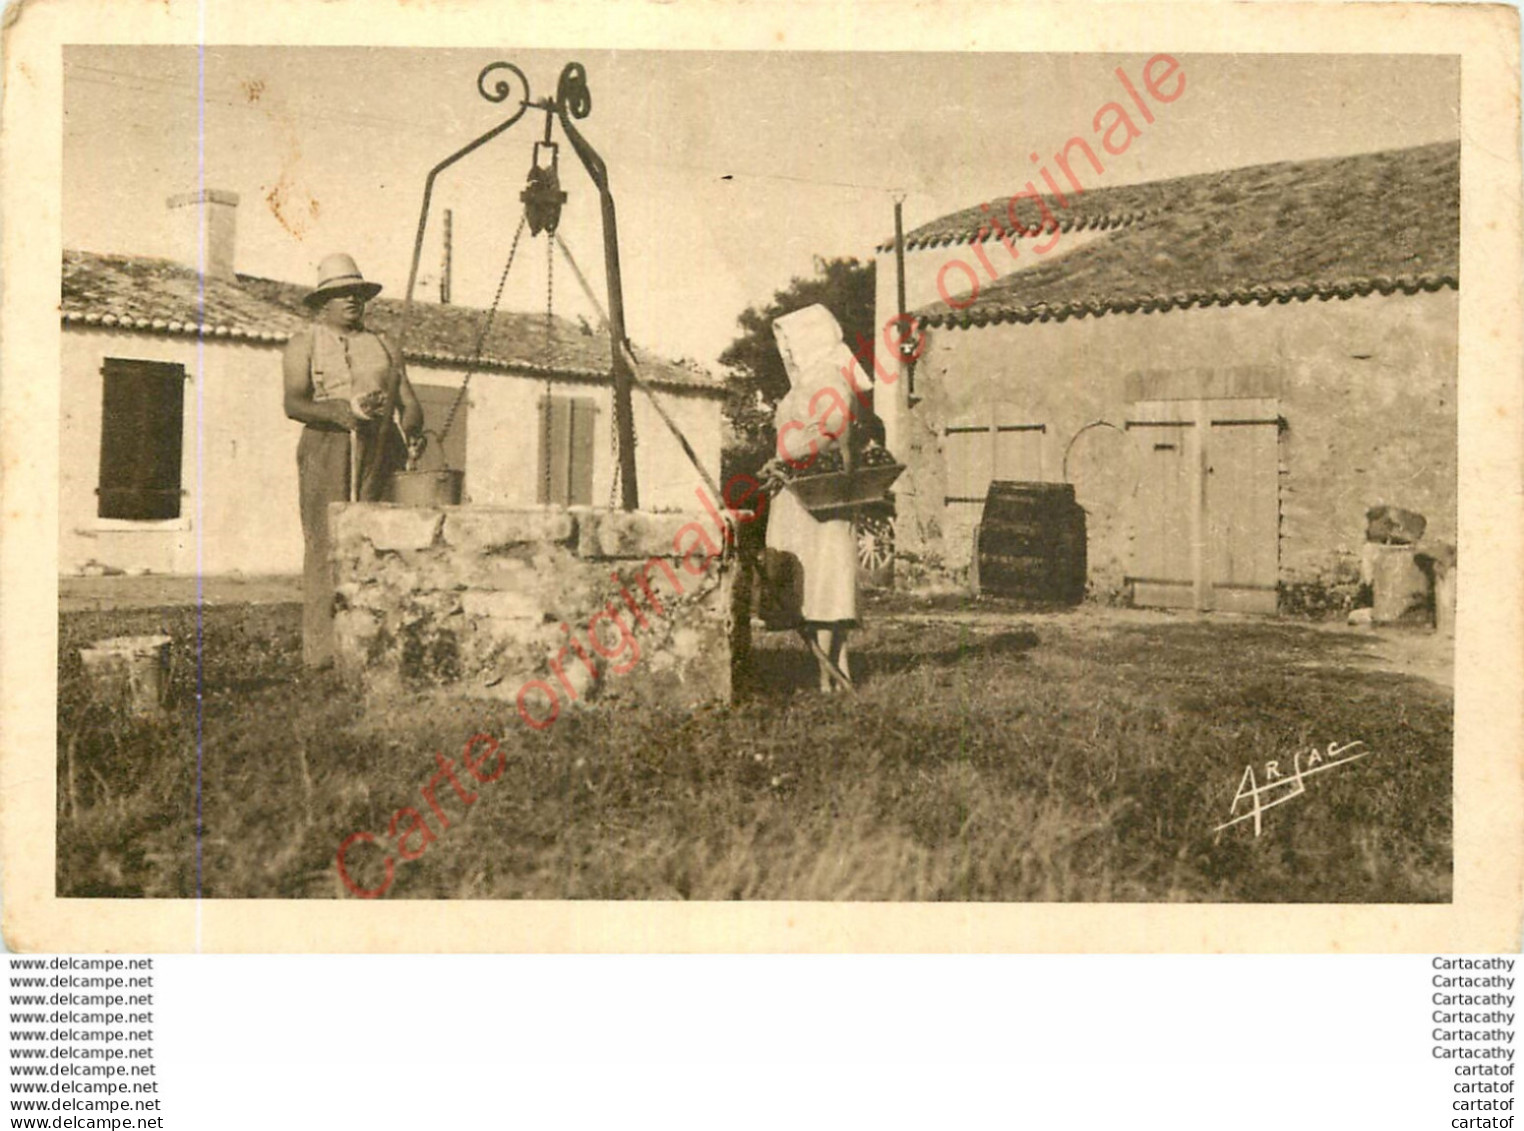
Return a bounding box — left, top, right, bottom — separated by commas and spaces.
63, 48, 1460, 368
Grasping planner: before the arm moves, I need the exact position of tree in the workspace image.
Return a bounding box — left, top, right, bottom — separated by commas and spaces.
719, 256, 876, 479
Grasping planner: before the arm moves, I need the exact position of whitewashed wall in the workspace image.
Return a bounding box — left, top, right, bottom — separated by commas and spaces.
59, 328, 723, 576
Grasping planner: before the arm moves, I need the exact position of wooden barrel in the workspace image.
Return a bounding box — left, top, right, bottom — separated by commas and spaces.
975, 481, 1087, 603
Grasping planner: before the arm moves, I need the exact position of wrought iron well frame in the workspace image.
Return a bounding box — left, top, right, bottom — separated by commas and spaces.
397, 61, 641, 510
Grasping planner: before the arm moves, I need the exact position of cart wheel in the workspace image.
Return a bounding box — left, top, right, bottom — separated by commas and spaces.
856, 514, 895, 588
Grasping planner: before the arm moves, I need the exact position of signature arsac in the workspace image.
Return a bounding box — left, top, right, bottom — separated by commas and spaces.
1214, 741, 1372, 837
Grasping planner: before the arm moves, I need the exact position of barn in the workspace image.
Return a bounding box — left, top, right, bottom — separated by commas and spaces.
873, 141, 1459, 611
59, 191, 725, 578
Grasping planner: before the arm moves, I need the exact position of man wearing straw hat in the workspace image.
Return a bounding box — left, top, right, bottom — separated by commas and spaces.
283, 252, 424, 668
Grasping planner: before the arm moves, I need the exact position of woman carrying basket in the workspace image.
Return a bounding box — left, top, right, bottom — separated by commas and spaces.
759, 305, 866, 693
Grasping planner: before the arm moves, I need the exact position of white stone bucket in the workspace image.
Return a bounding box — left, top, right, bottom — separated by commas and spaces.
1370, 545, 1431, 625
79, 635, 172, 716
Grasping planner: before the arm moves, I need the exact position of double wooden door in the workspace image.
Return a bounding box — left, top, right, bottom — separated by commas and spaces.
942, 404, 1046, 544
1128, 397, 1280, 613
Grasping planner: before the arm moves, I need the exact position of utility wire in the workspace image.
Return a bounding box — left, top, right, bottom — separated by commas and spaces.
67, 63, 919, 196
66, 65, 454, 138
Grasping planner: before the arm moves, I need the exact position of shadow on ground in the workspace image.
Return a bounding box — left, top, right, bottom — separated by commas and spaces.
743, 627, 1041, 697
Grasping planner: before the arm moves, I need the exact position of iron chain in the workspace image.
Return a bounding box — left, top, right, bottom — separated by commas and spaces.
542, 232, 555, 503
436, 214, 528, 450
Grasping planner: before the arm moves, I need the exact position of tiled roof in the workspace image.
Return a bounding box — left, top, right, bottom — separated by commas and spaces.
60, 250, 721, 392
886, 205, 1158, 253
898, 142, 1459, 327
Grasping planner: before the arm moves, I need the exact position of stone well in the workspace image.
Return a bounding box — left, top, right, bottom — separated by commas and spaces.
329, 503, 752, 719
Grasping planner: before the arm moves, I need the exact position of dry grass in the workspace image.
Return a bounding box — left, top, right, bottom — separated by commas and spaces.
56, 598, 1452, 902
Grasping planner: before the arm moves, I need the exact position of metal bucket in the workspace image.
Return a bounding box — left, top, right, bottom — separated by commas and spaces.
389, 469, 464, 507
79, 635, 171, 716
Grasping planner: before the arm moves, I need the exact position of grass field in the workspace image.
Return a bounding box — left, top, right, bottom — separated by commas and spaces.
55, 596, 1452, 902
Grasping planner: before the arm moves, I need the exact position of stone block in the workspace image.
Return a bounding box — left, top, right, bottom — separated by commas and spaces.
533, 546, 605, 616
461, 589, 543, 623
353, 505, 445, 552
368, 554, 424, 600
377, 547, 488, 594
442, 509, 575, 554
468, 616, 544, 651
455, 554, 537, 592
400, 590, 466, 624
573, 508, 710, 560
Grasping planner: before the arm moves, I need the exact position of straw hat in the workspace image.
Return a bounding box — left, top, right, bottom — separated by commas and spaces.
304, 252, 383, 308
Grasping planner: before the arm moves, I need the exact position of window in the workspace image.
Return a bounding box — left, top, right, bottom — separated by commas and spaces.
537, 395, 596, 506
96, 358, 186, 521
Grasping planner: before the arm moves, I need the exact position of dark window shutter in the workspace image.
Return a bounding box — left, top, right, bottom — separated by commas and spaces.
97, 359, 185, 520
536, 398, 550, 504
538, 396, 571, 505
538, 395, 597, 506
568, 399, 596, 506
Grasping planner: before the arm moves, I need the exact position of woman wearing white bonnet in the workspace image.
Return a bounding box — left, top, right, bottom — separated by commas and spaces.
764, 304, 863, 691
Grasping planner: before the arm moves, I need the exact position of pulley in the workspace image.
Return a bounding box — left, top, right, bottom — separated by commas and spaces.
521, 141, 567, 236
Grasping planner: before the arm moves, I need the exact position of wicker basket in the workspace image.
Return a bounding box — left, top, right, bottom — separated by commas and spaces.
789, 461, 904, 521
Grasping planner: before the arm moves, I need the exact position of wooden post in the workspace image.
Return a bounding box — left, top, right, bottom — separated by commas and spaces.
440, 209, 453, 305
894, 196, 912, 399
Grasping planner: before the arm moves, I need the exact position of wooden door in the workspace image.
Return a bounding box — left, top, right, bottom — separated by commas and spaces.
1127, 415, 1198, 610
1207, 406, 1280, 613
943, 404, 1045, 542
1128, 397, 1280, 613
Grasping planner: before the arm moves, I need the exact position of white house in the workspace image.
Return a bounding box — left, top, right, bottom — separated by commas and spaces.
60, 191, 726, 577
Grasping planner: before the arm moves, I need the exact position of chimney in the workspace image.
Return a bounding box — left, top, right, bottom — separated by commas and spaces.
166, 189, 240, 281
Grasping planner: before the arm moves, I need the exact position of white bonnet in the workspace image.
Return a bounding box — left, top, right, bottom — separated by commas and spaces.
773, 305, 848, 389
